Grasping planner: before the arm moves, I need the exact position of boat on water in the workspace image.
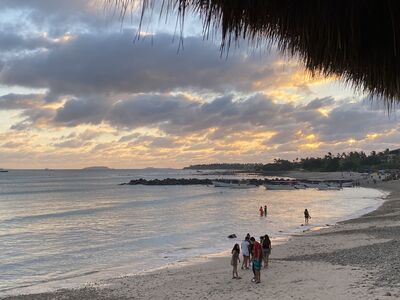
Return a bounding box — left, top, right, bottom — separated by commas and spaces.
212, 181, 258, 189
317, 183, 342, 191
264, 184, 295, 190
294, 183, 307, 189
341, 181, 354, 188
264, 182, 298, 190
265, 181, 343, 191
0, 168, 8, 173
301, 182, 324, 188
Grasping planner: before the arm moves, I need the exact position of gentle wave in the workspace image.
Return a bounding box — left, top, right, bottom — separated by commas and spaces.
0, 170, 386, 296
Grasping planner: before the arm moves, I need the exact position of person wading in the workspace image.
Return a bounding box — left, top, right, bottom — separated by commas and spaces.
304, 209, 311, 224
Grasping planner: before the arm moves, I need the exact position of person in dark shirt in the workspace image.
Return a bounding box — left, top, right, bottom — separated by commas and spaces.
264, 205, 267, 217
304, 209, 311, 224
262, 234, 271, 268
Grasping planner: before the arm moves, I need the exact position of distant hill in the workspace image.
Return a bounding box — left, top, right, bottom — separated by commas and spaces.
82, 166, 111, 170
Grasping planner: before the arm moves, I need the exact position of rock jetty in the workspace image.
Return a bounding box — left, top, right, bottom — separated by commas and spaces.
121, 177, 353, 186
122, 178, 214, 185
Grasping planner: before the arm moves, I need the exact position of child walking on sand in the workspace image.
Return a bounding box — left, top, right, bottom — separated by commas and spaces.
231, 244, 241, 279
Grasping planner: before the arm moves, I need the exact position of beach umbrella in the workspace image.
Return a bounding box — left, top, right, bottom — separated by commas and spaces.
110, 0, 400, 104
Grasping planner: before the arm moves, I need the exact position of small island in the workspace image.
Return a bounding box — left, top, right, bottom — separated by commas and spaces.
82, 166, 112, 171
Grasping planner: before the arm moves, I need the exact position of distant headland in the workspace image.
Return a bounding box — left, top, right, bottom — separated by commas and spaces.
82, 166, 112, 170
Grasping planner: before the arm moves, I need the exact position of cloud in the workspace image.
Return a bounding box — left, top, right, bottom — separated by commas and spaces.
6, 87, 397, 162
0, 31, 56, 52
311, 101, 398, 142
149, 137, 180, 149
0, 0, 115, 36
1, 141, 24, 148
10, 106, 54, 130
12, 91, 394, 147
304, 97, 335, 110
108, 94, 198, 128
54, 96, 109, 126
0, 93, 45, 110
53, 139, 88, 148
0, 0, 398, 168
0, 30, 284, 97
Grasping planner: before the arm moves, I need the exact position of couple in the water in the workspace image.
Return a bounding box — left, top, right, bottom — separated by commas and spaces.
259, 205, 267, 217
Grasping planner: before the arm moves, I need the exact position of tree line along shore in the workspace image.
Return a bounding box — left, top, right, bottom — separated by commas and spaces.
184, 149, 400, 173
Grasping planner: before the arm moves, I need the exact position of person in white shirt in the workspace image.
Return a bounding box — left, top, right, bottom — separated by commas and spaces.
241, 236, 250, 269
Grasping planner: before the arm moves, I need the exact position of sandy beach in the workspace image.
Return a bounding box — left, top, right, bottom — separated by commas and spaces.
2, 179, 400, 300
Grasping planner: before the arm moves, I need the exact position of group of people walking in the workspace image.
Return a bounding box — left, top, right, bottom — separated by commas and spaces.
231, 234, 271, 283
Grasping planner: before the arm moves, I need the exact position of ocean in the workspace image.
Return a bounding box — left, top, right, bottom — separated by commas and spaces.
0, 169, 386, 296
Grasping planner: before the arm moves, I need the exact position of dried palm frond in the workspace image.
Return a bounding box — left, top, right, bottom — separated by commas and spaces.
107, 0, 400, 104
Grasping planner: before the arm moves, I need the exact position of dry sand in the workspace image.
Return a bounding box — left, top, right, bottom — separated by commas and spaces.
2, 178, 400, 300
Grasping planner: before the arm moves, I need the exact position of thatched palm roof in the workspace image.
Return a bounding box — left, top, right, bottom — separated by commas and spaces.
112, 0, 400, 103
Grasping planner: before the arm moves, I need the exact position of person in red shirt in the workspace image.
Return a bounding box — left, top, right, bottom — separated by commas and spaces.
259, 206, 264, 217
250, 237, 263, 283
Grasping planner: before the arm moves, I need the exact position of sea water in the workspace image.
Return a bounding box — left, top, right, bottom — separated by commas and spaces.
0, 169, 387, 295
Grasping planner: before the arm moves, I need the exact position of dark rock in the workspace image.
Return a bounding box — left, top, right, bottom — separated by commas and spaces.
228, 234, 237, 239
124, 178, 214, 186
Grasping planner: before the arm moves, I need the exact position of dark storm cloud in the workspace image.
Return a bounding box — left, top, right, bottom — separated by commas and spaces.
0, 30, 279, 96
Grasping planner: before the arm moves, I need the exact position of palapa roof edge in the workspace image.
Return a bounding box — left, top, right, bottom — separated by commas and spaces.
108, 0, 400, 104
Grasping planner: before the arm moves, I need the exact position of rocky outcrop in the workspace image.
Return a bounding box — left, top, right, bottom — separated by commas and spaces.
122, 178, 214, 185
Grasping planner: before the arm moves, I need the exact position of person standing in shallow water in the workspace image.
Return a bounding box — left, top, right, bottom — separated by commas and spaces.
264, 205, 267, 217
259, 206, 264, 217
304, 209, 311, 224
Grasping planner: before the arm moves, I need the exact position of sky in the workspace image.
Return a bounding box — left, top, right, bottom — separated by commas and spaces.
0, 0, 399, 169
